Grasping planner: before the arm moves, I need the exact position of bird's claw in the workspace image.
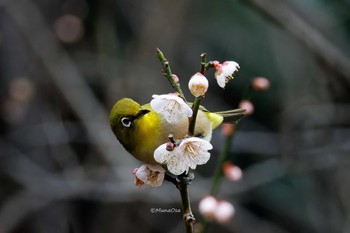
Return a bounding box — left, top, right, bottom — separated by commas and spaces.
176, 172, 195, 185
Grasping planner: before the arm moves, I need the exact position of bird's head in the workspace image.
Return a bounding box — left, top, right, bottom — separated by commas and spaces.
109, 98, 150, 140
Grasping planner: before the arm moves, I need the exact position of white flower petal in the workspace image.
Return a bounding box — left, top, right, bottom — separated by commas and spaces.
214, 61, 239, 89
222, 61, 239, 75
149, 100, 163, 113
135, 164, 165, 187
179, 137, 213, 150
154, 144, 171, 164
150, 94, 193, 123
166, 154, 187, 175
179, 137, 212, 171
154, 137, 212, 176
154, 172, 165, 187
181, 102, 193, 117
147, 164, 166, 173
150, 95, 166, 112
135, 165, 148, 182
200, 140, 213, 150
215, 73, 227, 88
189, 151, 210, 167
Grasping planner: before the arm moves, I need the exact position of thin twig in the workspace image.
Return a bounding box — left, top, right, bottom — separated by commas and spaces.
179, 182, 196, 233
156, 48, 187, 101
188, 97, 202, 136
188, 54, 207, 136
200, 53, 207, 74
156, 49, 196, 232
209, 129, 234, 195
199, 125, 235, 233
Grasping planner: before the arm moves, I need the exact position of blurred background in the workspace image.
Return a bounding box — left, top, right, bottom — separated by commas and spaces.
1, 0, 350, 232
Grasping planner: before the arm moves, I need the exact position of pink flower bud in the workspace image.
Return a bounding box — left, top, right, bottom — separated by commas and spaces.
211, 60, 221, 69
166, 142, 175, 151
221, 123, 234, 137
252, 77, 270, 91
214, 201, 235, 224
54, 14, 84, 43
239, 100, 254, 115
223, 162, 242, 182
132, 168, 139, 175
172, 74, 180, 83
199, 195, 218, 220
9, 77, 35, 102
188, 72, 209, 97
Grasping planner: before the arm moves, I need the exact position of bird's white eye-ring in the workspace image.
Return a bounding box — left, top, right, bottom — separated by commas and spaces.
121, 117, 132, 128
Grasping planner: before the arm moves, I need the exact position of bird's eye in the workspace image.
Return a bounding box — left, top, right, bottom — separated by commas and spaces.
121, 117, 132, 128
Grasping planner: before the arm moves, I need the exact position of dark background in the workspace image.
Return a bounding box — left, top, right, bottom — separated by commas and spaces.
0, 0, 350, 232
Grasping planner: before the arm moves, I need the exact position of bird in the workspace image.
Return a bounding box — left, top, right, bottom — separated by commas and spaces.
109, 98, 245, 164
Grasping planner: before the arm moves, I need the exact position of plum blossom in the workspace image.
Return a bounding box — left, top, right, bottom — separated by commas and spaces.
213, 61, 240, 88
150, 94, 192, 123
154, 137, 213, 175
134, 164, 165, 187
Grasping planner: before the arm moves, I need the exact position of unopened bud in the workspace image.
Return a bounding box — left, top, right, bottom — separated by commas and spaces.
221, 123, 234, 137
132, 168, 139, 175
214, 201, 235, 224
252, 77, 269, 91
223, 162, 242, 182
238, 100, 254, 115
166, 142, 175, 151
211, 60, 220, 69
172, 74, 180, 83
199, 195, 218, 220
188, 72, 209, 97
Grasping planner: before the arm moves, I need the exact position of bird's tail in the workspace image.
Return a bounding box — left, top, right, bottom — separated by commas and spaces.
203, 108, 246, 130
215, 109, 246, 123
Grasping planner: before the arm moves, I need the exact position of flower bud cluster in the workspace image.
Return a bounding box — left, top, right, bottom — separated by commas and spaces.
199, 196, 235, 223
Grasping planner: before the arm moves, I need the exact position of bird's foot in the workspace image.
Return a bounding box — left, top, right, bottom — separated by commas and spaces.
177, 172, 195, 185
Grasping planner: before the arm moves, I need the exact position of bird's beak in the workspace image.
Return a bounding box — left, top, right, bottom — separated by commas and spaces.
135, 109, 150, 119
